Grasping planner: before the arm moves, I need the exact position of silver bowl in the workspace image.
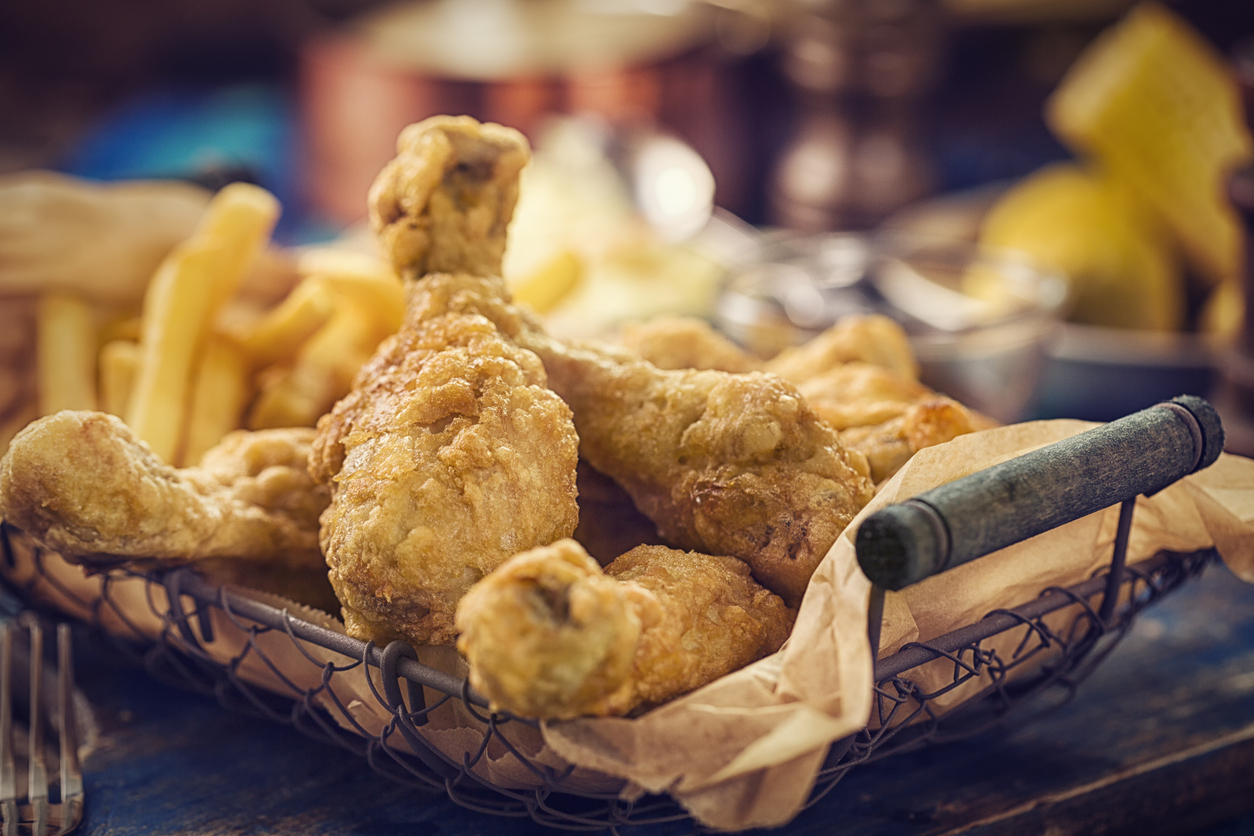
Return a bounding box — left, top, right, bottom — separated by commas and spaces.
715, 232, 1070, 423
1035, 325, 1220, 422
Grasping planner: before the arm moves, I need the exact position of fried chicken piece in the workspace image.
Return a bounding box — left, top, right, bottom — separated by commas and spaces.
619, 313, 919, 384
355, 114, 867, 618
309, 282, 580, 646
763, 314, 920, 382
518, 335, 875, 607
618, 315, 761, 374
620, 315, 995, 483
840, 400, 999, 484
310, 117, 580, 647
0, 411, 327, 570
796, 362, 948, 431
794, 363, 998, 482
455, 539, 794, 719
369, 115, 529, 280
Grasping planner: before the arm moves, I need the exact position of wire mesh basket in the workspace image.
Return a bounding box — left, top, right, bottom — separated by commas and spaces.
0, 531, 1221, 829
0, 397, 1229, 831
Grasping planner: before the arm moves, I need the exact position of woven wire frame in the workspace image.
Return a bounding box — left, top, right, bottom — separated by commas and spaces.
0, 520, 1218, 831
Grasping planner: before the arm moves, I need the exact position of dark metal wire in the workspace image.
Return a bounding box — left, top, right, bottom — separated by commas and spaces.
0, 520, 1218, 829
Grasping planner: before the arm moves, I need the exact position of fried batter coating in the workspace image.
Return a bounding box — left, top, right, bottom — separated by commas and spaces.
839, 399, 998, 484
763, 314, 920, 382
354, 114, 871, 625
0, 411, 327, 570
309, 280, 580, 646
521, 337, 875, 607
455, 539, 794, 719
619, 315, 995, 483
794, 363, 997, 482
312, 116, 580, 647
368, 115, 529, 280
618, 315, 761, 374
619, 313, 919, 384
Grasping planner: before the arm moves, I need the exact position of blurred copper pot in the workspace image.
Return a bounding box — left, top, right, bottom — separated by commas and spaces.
300, 0, 777, 226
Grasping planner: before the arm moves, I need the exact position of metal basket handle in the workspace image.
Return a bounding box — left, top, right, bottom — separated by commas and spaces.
856, 395, 1225, 591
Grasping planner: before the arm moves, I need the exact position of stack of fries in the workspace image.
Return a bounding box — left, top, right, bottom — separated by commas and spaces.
28, 181, 404, 467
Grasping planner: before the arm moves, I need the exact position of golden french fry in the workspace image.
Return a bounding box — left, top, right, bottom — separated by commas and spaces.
297, 248, 404, 337
246, 306, 376, 429
309, 274, 404, 338
98, 340, 140, 418
182, 335, 252, 465
36, 291, 98, 415
126, 183, 282, 463
1200, 279, 1244, 338
194, 182, 282, 312
511, 250, 582, 314
98, 315, 143, 346
237, 246, 401, 371
295, 247, 391, 280
125, 244, 222, 463
239, 279, 337, 369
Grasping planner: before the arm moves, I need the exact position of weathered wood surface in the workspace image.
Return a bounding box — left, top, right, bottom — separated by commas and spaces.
70, 560, 1254, 836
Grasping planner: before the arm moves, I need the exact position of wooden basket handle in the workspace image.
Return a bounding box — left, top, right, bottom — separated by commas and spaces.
856, 395, 1224, 590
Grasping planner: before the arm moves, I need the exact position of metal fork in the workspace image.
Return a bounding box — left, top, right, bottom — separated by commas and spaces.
0, 622, 83, 836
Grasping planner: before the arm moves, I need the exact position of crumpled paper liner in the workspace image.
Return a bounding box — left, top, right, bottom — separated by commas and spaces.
540, 419, 1254, 829
4, 418, 1254, 831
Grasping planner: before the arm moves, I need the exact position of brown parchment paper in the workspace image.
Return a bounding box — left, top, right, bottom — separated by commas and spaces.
540, 419, 1254, 830
5, 418, 1254, 832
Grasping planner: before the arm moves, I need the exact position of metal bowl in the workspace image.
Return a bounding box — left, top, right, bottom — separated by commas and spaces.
715, 232, 1069, 423
1034, 325, 1220, 422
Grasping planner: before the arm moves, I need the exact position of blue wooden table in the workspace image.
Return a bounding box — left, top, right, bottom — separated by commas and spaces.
69, 560, 1254, 836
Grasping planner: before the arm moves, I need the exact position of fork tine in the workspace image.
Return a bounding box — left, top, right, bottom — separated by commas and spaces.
0, 623, 15, 836
28, 623, 48, 836
55, 624, 82, 836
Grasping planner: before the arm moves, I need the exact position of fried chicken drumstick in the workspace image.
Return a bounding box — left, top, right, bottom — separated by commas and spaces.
620, 314, 995, 483
309, 117, 580, 646
0, 411, 328, 570
456, 539, 794, 719
518, 336, 875, 607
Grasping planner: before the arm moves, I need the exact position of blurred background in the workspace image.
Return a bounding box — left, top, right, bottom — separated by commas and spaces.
4, 0, 1254, 428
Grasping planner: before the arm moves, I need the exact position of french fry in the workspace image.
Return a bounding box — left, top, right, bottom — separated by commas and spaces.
309, 274, 404, 338
126, 183, 282, 463
193, 182, 282, 311
213, 297, 269, 339
246, 305, 376, 430
295, 247, 391, 280
98, 340, 140, 418
297, 247, 405, 336
98, 315, 142, 346
239, 279, 337, 369
182, 334, 252, 465
237, 247, 402, 371
36, 291, 98, 415
125, 244, 222, 463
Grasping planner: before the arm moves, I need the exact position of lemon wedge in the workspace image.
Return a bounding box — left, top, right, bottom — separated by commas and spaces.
977, 162, 1184, 331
